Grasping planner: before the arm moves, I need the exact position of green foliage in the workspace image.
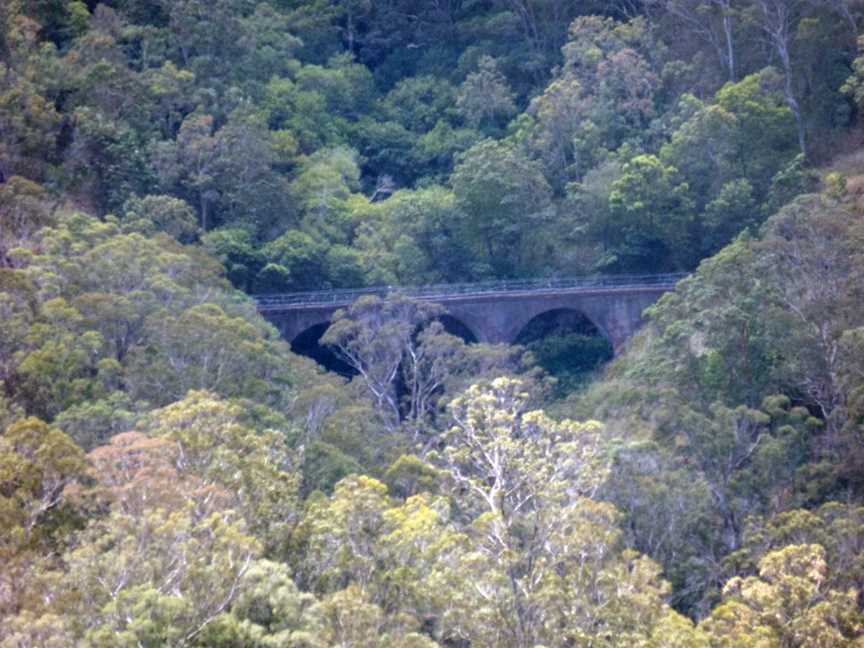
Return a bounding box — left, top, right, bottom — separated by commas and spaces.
607, 154, 695, 271
321, 295, 449, 433
528, 15, 660, 187
575, 191, 864, 614
121, 194, 199, 242
526, 332, 614, 396
1, 0, 852, 287
3, 1, 864, 643
841, 35, 864, 110
0, 416, 87, 616
138, 391, 300, 552
0, 209, 315, 426
43, 505, 260, 646
0, 64, 62, 180
451, 138, 553, 277
201, 226, 263, 291
456, 56, 516, 133
0, 417, 86, 549
701, 544, 864, 647
53, 390, 138, 451
353, 186, 472, 284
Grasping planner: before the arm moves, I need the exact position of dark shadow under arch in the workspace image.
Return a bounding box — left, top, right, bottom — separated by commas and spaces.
514, 308, 608, 345
437, 314, 478, 344
290, 313, 479, 380
514, 309, 614, 396
290, 322, 357, 378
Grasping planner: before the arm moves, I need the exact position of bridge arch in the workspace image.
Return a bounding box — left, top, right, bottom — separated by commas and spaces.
438, 313, 480, 344
285, 311, 480, 375
513, 308, 611, 347
290, 321, 356, 377
497, 300, 617, 348
513, 308, 615, 395
444, 291, 661, 352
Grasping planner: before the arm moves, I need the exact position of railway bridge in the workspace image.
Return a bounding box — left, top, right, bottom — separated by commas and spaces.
257, 274, 685, 354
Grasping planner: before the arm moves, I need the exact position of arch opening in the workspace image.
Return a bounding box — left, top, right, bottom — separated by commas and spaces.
289, 313, 478, 381
290, 322, 357, 378
514, 309, 613, 396
436, 314, 478, 344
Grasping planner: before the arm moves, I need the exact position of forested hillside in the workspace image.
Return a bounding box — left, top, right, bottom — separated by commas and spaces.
3, 0, 864, 646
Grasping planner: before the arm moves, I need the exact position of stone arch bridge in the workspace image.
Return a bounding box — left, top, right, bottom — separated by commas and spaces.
257, 274, 685, 354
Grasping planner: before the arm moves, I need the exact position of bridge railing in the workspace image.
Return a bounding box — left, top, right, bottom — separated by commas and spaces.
255, 273, 688, 310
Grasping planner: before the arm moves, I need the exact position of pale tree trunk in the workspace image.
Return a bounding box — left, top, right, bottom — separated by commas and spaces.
653, 0, 738, 82
199, 193, 208, 231
778, 36, 806, 156
757, 0, 807, 157
345, 2, 355, 53
828, 0, 858, 34
720, 0, 736, 81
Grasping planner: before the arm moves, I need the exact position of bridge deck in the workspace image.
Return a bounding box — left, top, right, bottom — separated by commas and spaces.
255, 273, 686, 313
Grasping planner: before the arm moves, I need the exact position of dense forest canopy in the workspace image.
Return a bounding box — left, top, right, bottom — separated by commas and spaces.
3, 0, 856, 287
4, 0, 864, 646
